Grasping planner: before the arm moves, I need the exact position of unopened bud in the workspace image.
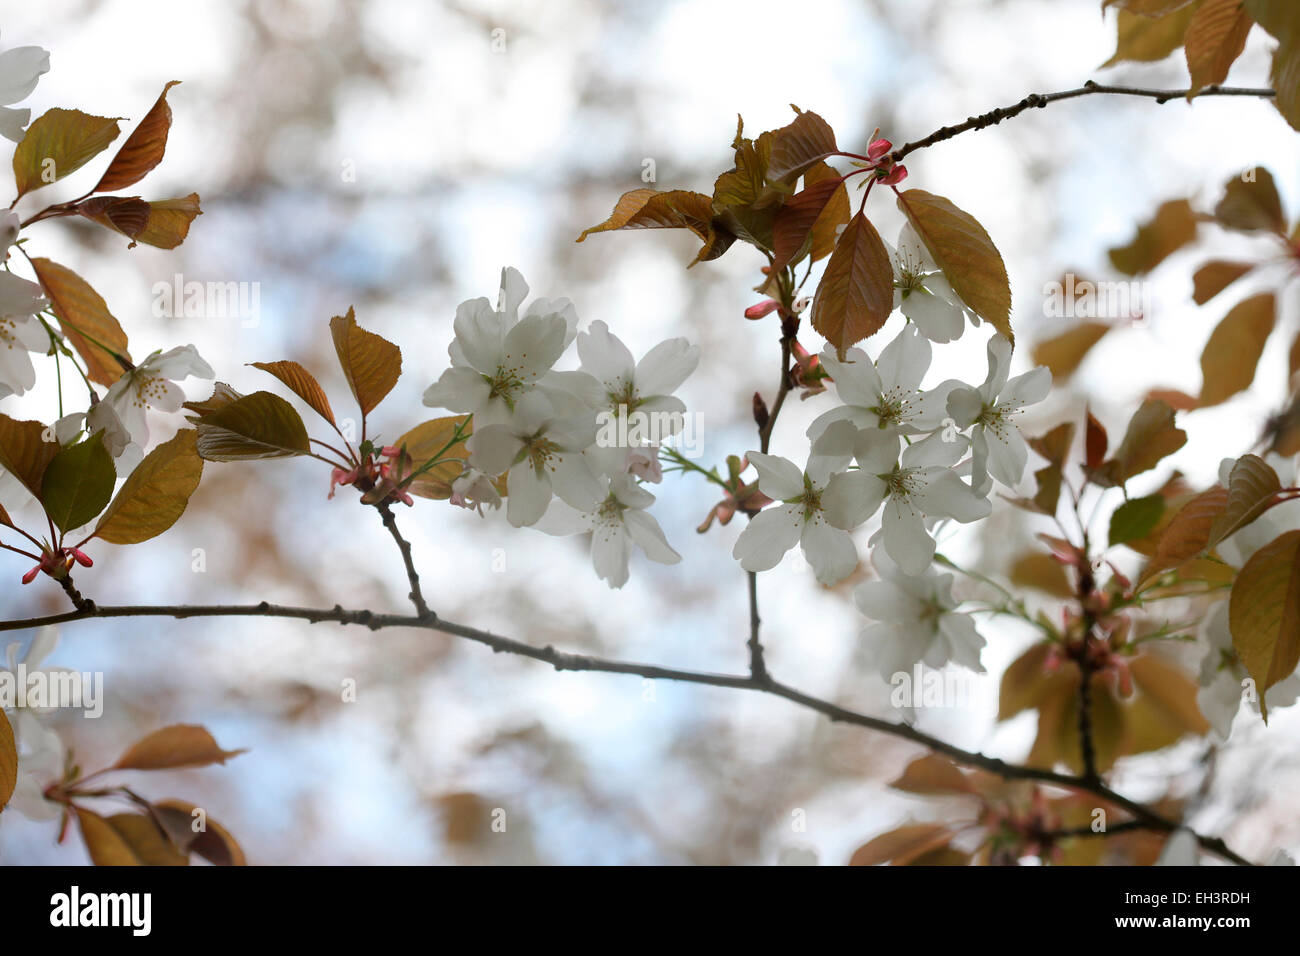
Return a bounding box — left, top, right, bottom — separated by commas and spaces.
752, 391, 770, 431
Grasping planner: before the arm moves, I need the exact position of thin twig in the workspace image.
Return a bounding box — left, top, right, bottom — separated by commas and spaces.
374, 502, 433, 619
890, 81, 1277, 162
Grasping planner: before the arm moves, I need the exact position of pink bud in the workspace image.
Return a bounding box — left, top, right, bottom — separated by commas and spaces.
867, 138, 893, 160
381, 445, 400, 458
880, 164, 908, 186
744, 300, 779, 320
22, 565, 40, 585
70, 548, 94, 568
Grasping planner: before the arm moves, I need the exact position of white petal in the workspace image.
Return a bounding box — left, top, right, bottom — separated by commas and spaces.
881, 498, 936, 575
624, 509, 681, 565
451, 297, 501, 372
497, 267, 529, 325
1004, 366, 1052, 407
822, 471, 884, 529
577, 320, 635, 391
0, 45, 50, 105
502, 313, 567, 381
878, 323, 931, 392
505, 461, 553, 527
551, 453, 604, 511
747, 452, 805, 500
985, 424, 1029, 487
634, 337, 699, 396
819, 346, 882, 408
733, 505, 802, 571
590, 520, 633, 588
800, 520, 858, 585
913, 468, 991, 523
467, 425, 523, 475
901, 288, 964, 343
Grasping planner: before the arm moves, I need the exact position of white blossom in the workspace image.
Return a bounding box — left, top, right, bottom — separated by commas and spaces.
577, 319, 698, 476
854, 548, 985, 676
0, 271, 49, 399
104, 345, 214, 447
887, 224, 969, 343
732, 421, 874, 586
0, 33, 50, 142
534, 472, 680, 588
808, 324, 951, 440
467, 389, 601, 527
854, 429, 991, 575
945, 334, 1051, 489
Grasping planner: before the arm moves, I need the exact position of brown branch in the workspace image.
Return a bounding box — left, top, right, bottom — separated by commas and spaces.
0, 597, 1251, 865
374, 502, 432, 619
890, 81, 1278, 162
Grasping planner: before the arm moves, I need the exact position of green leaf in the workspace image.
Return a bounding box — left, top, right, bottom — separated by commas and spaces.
810, 211, 894, 356
41, 435, 116, 533
12, 108, 121, 198
1199, 293, 1276, 407
1230, 529, 1300, 719
194, 391, 311, 461
94, 429, 204, 545
0, 414, 60, 501
896, 189, 1012, 342
329, 307, 402, 419
1110, 495, 1166, 546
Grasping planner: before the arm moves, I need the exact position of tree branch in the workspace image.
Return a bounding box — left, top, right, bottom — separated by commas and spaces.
0, 596, 1251, 865
374, 502, 433, 619
890, 81, 1278, 162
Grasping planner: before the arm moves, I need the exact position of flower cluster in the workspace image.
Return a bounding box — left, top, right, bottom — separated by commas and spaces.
734, 268, 1050, 670
423, 268, 699, 588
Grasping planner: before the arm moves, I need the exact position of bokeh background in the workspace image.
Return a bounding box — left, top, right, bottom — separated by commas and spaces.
2, 0, 1299, 864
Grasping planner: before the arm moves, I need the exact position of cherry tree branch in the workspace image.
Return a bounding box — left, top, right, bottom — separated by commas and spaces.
889, 80, 1278, 162
0, 594, 1251, 865
374, 501, 433, 619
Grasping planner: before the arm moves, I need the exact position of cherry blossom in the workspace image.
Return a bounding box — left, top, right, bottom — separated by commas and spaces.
0, 271, 49, 399
467, 390, 601, 527
854, 429, 991, 574
449, 466, 502, 515
103, 345, 214, 448
0, 32, 50, 142
854, 548, 985, 677
887, 224, 970, 343
732, 422, 875, 585
534, 472, 680, 589
576, 319, 699, 476
424, 306, 570, 430
945, 334, 1052, 489
808, 324, 952, 440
